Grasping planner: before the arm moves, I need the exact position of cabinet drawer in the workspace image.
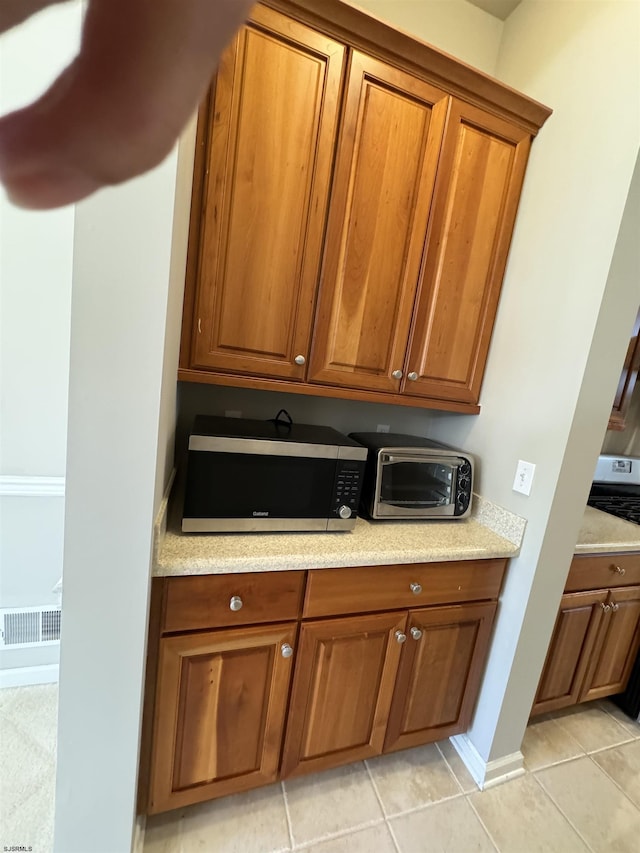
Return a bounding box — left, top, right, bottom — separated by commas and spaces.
303, 560, 507, 618
162, 572, 305, 633
566, 554, 640, 593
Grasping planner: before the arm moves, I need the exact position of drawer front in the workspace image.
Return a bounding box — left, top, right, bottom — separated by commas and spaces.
566, 554, 640, 593
163, 572, 305, 633
303, 559, 507, 618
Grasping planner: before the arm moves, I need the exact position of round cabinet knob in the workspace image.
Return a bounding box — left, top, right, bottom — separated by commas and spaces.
600, 602, 611, 613
395, 631, 407, 644
410, 582, 422, 595
392, 369, 403, 379
612, 564, 626, 576
281, 643, 294, 658
407, 372, 418, 381
611, 601, 620, 612
294, 354, 306, 366
338, 505, 352, 519
410, 626, 423, 640
229, 595, 243, 612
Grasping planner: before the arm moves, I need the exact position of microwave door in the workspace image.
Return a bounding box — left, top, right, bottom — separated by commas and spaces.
377, 455, 456, 517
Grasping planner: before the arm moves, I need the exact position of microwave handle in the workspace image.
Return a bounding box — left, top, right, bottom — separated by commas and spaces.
381, 454, 461, 467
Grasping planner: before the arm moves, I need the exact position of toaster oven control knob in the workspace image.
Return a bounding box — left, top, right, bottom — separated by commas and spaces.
294, 354, 306, 366
410, 582, 422, 595
338, 504, 352, 519
281, 643, 294, 658
460, 462, 471, 477
229, 596, 243, 612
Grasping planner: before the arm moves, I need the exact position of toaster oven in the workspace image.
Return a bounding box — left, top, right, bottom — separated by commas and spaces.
349, 432, 474, 520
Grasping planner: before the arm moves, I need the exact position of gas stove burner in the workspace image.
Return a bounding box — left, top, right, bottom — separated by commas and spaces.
587, 494, 640, 525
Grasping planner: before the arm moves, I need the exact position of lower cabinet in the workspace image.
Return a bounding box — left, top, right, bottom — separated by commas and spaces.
281, 612, 406, 777
147, 622, 297, 814
532, 552, 640, 717
384, 603, 497, 752
143, 559, 506, 814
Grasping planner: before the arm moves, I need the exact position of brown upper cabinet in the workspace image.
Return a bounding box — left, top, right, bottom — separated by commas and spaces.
608, 308, 640, 430
179, 0, 552, 413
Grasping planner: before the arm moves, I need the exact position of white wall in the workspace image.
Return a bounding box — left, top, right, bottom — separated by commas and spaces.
425, 0, 640, 763
0, 3, 81, 672
53, 153, 182, 852
354, 0, 504, 75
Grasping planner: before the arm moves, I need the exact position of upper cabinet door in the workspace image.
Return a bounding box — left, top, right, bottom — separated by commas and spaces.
308, 52, 449, 393
404, 101, 531, 404
609, 309, 640, 430
190, 6, 345, 379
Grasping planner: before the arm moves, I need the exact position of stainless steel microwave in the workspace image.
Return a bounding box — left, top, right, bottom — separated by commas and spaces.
349, 432, 474, 520
182, 415, 367, 533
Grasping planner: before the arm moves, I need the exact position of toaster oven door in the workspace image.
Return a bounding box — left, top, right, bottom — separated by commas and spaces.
375, 453, 459, 518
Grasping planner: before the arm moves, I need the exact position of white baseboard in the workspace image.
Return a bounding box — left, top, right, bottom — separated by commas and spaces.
0, 664, 59, 688
450, 733, 525, 790
0, 475, 65, 498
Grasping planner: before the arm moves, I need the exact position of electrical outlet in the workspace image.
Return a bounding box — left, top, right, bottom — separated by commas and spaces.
513, 460, 535, 496
377, 424, 390, 433
225, 410, 242, 418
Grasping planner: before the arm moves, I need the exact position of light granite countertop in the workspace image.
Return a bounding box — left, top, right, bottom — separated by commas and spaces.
153, 494, 524, 576
575, 506, 640, 554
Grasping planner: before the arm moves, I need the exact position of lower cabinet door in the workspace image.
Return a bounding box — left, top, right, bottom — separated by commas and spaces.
147, 622, 297, 814
580, 585, 640, 702
281, 612, 407, 778
532, 590, 608, 716
383, 602, 497, 753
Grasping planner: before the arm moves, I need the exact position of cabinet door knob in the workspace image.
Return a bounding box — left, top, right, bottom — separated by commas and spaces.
294, 354, 306, 366
610, 601, 620, 612
281, 643, 294, 658
611, 564, 626, 576
229, 596, 243, 611
395, 630, 407, 644
410, 582, 422, 595
407, 371, 418, 381
600, 602, 611, 613
392, 369, 403, 379
410, 626, 423, 640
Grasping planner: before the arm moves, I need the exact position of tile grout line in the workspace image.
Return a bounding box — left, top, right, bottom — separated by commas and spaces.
586, 750, 640, 813
596, 702, 640, 739
532, 765, 597, 853
463, 792, 500, 852
363, 761, 401, 853
434, 741, 470, 795
382, 791, 465, 821
291, 817, 387, 851
280, 781, 295, 852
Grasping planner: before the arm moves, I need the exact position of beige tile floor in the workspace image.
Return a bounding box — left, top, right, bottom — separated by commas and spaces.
1, 685, 639, 853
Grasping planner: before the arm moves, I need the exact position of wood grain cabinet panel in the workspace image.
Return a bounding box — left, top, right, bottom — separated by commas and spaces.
304, 559, 507, 618
189, 5, 345, 380
148, 622, 296, 813
532, 590, 608, 716
609, 309, 640, 430
163, 571, 305, 633
565, 553, 640, 593
384, 602, 497, 752
404, 101, 531, 404
308, 52, 449, 393
580, 585, 640, 702
281, 612, 406, 778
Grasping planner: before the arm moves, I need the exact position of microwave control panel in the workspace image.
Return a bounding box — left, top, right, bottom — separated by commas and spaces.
332, 460, 364, 518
